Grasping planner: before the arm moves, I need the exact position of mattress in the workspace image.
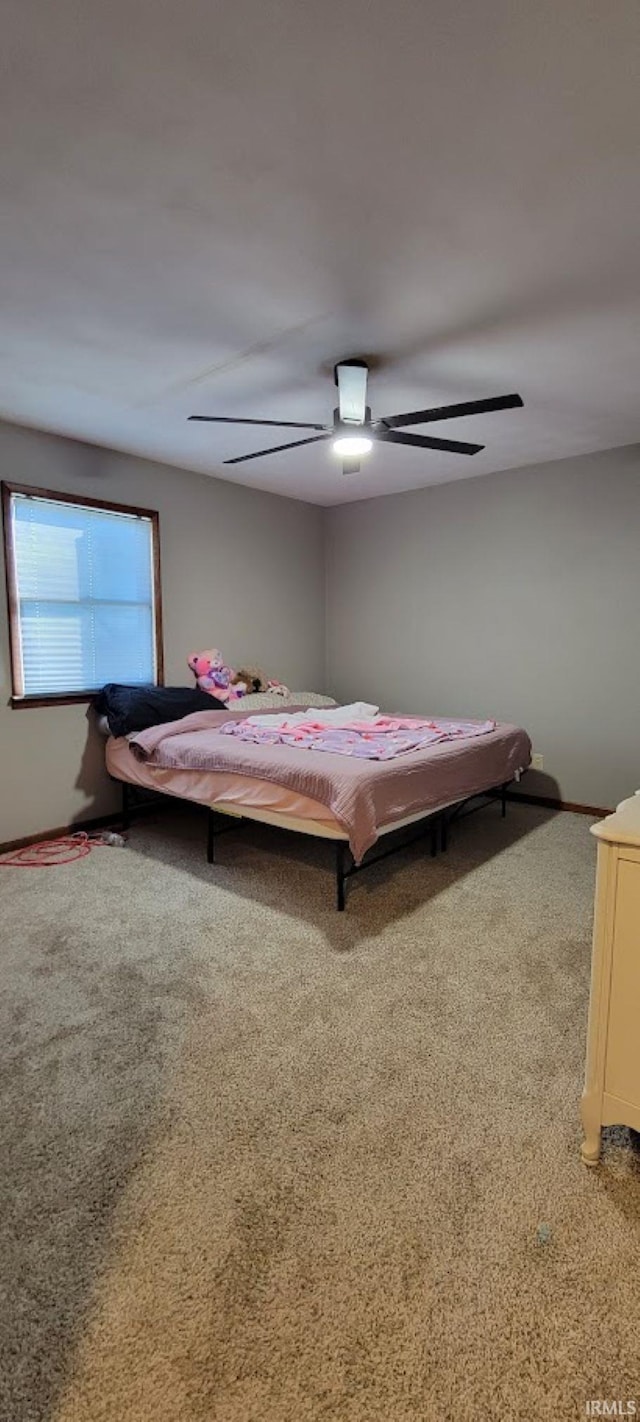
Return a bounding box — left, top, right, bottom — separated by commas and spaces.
106, 736, 342, 830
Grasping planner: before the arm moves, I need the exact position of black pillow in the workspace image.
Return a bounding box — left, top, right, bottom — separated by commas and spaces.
94, 683, 227, 737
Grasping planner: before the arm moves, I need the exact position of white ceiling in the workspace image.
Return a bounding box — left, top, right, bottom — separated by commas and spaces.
2, 0, 639, 506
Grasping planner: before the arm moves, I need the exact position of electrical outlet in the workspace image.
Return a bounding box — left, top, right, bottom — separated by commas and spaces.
531, 752, 544, 772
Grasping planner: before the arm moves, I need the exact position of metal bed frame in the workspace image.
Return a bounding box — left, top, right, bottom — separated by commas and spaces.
333, 781, 507, 910
121, 778, 509, 911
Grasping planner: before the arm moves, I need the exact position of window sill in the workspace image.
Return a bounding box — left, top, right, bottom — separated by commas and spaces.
10, 693, 96, 709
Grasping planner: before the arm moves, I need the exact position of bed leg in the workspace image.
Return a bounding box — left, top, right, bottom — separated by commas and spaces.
207, 807, 215, 865
336, 841, 348, 912
501, 783, 507, 818
122, 781, 130, 832
440, 815, 448, 853
430, 817, 439, 857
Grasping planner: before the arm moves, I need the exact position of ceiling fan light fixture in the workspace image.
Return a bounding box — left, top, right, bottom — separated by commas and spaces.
332, 434, 373, 458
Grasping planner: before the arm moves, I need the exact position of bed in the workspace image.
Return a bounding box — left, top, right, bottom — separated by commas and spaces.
105, 705, 531, 909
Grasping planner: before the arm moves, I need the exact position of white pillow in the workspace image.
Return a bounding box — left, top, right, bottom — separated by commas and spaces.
238, 691, 338, 711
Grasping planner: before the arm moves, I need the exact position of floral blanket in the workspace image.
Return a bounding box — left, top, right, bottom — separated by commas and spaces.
218, 714, 496, 761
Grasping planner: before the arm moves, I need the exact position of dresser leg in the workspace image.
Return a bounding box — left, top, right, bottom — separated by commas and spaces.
581, 1134, 601, 1167
580, 1094, 601, 1166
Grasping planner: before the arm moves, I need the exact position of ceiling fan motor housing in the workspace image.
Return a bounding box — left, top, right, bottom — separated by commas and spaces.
334, 359, 370, 425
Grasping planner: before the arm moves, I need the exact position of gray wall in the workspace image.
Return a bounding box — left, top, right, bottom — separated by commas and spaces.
0, 422, 325, 842
325, 445, 640, 812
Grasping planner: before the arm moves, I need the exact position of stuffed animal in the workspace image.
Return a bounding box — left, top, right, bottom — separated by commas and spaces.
232, 667, 264, 695
232, 665, 289, 696
188, 649, 247, 702
188, 650, 289, 702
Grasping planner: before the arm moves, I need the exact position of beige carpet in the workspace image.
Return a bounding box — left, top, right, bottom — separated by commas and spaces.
1, 802, 639, 1422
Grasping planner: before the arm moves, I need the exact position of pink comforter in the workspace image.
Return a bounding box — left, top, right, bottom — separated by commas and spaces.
128, 709, 531, 863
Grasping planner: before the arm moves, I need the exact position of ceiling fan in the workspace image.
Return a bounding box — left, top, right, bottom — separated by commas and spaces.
189, 360, 523, 475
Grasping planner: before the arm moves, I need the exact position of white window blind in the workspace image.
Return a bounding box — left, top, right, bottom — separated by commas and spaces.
8, 491, 158, 697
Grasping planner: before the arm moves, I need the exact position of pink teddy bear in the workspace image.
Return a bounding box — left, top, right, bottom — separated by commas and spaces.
187, 649, 248, 703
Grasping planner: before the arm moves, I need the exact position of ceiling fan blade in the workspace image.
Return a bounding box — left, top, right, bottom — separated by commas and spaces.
380, 392, 524, 430
223, 434, 332, 465
377, 430, 483, 456
335, 361, 368, 425
189, 415, 329, 431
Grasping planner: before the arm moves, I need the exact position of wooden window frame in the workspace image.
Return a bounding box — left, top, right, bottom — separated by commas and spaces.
1, 481, 164, 708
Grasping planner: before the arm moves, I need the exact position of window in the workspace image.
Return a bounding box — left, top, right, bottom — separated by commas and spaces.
2, 483, 163, 706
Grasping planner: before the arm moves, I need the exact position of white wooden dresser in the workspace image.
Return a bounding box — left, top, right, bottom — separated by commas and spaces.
581, 793, 640, 1165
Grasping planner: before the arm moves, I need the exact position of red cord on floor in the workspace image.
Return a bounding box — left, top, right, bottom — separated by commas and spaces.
0, 832, 122, 867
